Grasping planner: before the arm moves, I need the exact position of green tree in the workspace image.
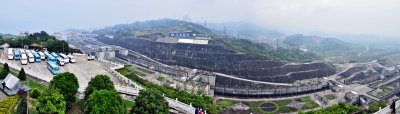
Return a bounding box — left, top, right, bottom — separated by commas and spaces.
84, 90, 126, 114
36, 89, 66, 114
3, 63, 9, 73
369, 100, 387, 112
84, 75, 115, 99
132, 89, 169, 114
30, 88, 41, 99
50, 72, 79, 108
0, 63, 10, 79
18, 68, 26, 80
15, 97, 27, 114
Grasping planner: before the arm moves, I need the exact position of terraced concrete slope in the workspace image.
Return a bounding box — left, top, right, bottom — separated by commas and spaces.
98, 37, 336, 83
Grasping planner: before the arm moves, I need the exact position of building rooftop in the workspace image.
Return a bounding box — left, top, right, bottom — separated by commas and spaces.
1, 74, 20, 90
0, 74, 30, 96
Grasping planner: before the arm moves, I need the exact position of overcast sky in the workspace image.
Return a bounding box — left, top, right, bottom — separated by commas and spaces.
1, 0, 399, 38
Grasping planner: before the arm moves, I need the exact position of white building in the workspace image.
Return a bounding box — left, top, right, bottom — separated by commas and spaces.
118, 49, 129, 56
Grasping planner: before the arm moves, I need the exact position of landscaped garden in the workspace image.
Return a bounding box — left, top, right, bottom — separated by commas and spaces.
116, 66, 220, 113
217, 97, 321, 114
324, 94, 337, 100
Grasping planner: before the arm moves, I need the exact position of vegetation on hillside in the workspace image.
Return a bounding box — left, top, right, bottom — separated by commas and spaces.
116, 66, 220, 113
36, 89, 67, 114
92, 18, 212, 38
83, 75, 116, 99
281, 34, 395, 63
215, 37, 320, 62
49, 72, 79, 108
299, 102, 361, 114
0, 31, 71, 53
84, 90, 126, 114
132, 89, 169, 114
368, 100, 387, 113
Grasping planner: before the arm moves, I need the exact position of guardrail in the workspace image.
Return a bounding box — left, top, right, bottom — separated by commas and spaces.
165, 95, 196, 114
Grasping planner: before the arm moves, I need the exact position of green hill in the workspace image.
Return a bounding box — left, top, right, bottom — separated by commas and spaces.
92, 18, 212, 38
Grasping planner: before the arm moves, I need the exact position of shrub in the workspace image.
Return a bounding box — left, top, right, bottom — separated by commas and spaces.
18, 68, 26, 80
15, 97, 27, 114
0, 95, 20, 114
30, 88, 41, 99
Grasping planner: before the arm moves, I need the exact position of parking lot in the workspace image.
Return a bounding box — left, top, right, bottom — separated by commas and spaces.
1, 49, 122, 92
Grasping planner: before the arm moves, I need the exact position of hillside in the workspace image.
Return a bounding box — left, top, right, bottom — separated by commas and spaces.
93, 19, 320, 62
94, 19, 336, 83
207, 22, 284, 38
92, 18, 212, 38
97, 36, 335, 83
215, 37, 320, 62
282, 34, 368, 63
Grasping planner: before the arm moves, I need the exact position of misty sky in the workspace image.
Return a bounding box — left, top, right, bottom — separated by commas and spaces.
1, 0, 399, 37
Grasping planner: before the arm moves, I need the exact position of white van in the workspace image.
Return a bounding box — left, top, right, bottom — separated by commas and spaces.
7, 48, 13, 60
21, 54, 28, 65
67, 55, 76, 63
59, 53, 69, 64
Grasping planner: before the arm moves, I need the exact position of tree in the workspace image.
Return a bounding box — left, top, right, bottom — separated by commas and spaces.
84, 75, 115, 99
369, 100, 387, 112
30, 88, 41, 99
84, 90, 126, 114
132, 89, 169, 114
50, 72, 79, 108
0, 69, 8, 79
36, 89, 66, 114
3, 63, 9, 73
18, 68, 26, 80
0, 63, 10, 79
15, 97, 27, 114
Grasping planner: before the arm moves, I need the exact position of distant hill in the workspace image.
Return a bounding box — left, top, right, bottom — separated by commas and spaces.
283, 34, 354, 51
207, 22, 284, 38
93, 19, 320, 62
92, 18, 212, 38
283, 34, 367, 62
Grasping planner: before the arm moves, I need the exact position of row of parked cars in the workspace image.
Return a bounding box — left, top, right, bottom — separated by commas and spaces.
7, 48, 76, 75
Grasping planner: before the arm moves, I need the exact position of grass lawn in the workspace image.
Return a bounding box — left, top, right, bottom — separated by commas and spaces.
249, 101, 279, 114
125, 65, 147, 76
157, 76, 166, 81
300, 96, 313, 102
274, 99, 292, 106
136, 67, 154, 74
216, 99, 238, 109
22, 79, 47, 90
302, 102, 319, 110
116, 68, 131, 76
377, 86, 393, 97
369, 82, 380, 88
124, 100, 135, 108
278, 106, 291, 113
28, 99, 39, 114
247, 99, 294, 114
324, 94, 337, 100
